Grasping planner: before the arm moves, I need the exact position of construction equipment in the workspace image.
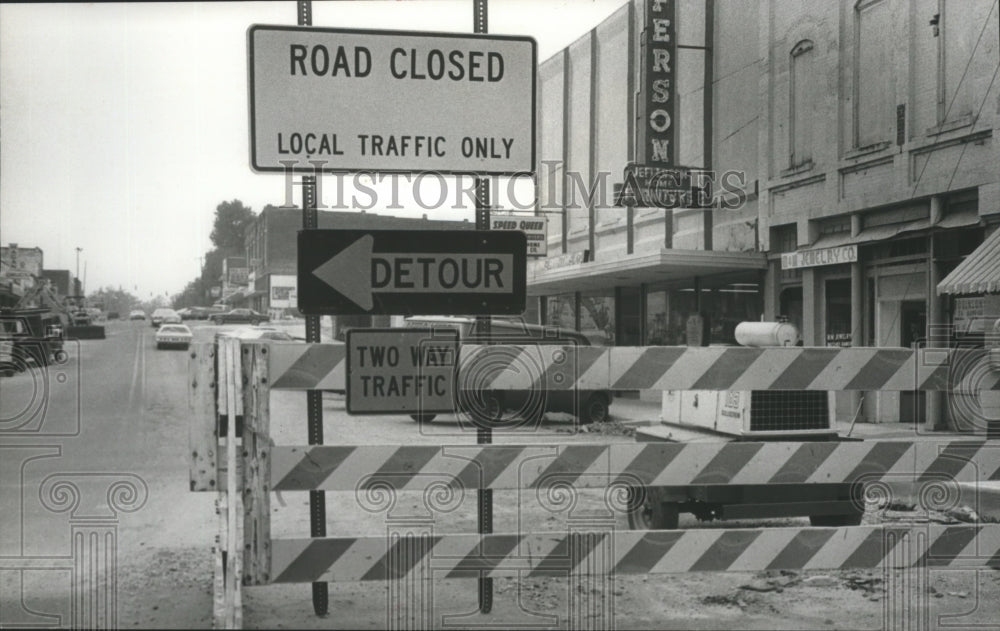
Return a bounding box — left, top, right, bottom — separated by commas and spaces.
14, 281, 106, 339
0, 307, 67, 374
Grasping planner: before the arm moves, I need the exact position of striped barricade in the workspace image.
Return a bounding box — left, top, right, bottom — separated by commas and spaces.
267, 440, 1000, 492
263, 342, 999, 392
267, 342, 345, 390
458, 344, 1000, 392
268, 525, 1000, 583
189, 341, 1000, 629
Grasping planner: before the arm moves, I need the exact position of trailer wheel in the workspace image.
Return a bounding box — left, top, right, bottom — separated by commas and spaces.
626, 487, 679, 530
809, 513, 863, 527
579, 393, 610, 425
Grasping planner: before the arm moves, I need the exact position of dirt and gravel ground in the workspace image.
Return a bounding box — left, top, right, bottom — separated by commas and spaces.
3, 322, 998, 629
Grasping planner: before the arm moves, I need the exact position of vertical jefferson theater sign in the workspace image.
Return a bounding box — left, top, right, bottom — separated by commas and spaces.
641, 0, 678, 166
248, 25, 536, 175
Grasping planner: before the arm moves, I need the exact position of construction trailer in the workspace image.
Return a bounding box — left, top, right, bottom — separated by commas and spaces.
627, 322, 866, 530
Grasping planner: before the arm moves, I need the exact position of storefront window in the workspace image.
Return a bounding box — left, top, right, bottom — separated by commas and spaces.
645, 286, 695, 345
825, 278, 852, 347
579, 293, 615, 346
646, 275, 762, 346
780, 286, 804, 336
545, 294, 576, 330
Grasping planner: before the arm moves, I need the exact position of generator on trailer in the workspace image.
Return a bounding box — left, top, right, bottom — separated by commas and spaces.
627, 321, 865, 530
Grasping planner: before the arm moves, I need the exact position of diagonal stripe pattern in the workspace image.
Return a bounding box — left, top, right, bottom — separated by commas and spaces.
267, 343, 994, 392
269, 440, 1000, 491
266, 525, 1000, 583
269, 343, 346, 390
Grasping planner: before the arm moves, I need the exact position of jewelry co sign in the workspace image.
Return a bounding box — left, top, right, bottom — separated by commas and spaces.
248, 25, 537, 175
781, 244, 858, 270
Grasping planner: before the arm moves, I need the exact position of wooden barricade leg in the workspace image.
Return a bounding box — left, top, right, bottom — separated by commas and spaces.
215, 337, 245, 630
189, 343, 219, 491
214, 493, 228, 629
242, 343, 271, 587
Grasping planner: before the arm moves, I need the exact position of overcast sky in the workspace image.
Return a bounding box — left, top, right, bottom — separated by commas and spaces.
0, 0, 627, 299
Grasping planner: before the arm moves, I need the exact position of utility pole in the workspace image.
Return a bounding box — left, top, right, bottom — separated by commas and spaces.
75, 247, 83, 297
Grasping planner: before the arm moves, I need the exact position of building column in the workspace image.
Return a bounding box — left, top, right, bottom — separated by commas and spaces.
849, 259, 864, 421
926, 201, 945, 429
801, 268, 822, 346
763, 261, 780, 321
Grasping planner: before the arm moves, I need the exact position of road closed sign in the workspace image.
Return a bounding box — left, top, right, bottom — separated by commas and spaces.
248, 25, 537, 174
298, 229, 527, 315
346, 328, 459, 414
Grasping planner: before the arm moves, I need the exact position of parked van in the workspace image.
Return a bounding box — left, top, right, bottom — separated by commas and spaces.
403, 316, 613, 425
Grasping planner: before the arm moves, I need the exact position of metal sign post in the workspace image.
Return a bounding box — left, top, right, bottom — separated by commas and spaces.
295, 2, 328, 620
472, 2, 493, 617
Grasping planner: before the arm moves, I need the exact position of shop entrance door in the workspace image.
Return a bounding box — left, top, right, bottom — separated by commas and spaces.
617, 287, 642, 346
900, 301, 926, 423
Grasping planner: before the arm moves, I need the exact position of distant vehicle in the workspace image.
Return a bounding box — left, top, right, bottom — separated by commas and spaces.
106, 311, 120, 320
402, 316, 613, 425
129, 310, 146, 321
180, 306, 210, 320
210, 308, 270, 326
155, 324, 193, 350
151, 308, 182, 327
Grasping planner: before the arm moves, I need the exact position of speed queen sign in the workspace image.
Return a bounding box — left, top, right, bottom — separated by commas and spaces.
248, 25, 537, 175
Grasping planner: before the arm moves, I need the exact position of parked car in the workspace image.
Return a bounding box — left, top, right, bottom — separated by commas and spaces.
210, 308, 270, 325
129, 309, 146, 320
182, 306, 211, 320
176, 307, 192, 320
224, 326, 300, 342
155, 324, 193, 350
151, 308, 182, 327
106, 311, 120, 320
402, 316, 613, 426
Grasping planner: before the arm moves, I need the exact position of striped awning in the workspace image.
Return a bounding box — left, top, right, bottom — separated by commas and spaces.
937, 228, 1000, 295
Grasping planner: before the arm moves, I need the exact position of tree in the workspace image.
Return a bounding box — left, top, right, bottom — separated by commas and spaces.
171, 199, 257, 308
210, 200, 256, 252
88, 286, 140, 315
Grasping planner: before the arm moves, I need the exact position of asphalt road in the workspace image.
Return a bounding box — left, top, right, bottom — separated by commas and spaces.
0, 319, 217, 627
1, 320, 998, 629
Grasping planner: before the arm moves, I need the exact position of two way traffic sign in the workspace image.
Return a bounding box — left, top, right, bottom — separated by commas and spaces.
298, 229, 527, 315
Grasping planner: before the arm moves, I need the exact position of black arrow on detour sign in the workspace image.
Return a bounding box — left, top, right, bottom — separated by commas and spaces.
298, 229, 527, 316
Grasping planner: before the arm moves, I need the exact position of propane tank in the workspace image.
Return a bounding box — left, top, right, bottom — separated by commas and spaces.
735, 321, 801, 347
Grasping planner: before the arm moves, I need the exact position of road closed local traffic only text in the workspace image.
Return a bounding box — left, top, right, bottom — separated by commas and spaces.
249, 25, 536, 174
